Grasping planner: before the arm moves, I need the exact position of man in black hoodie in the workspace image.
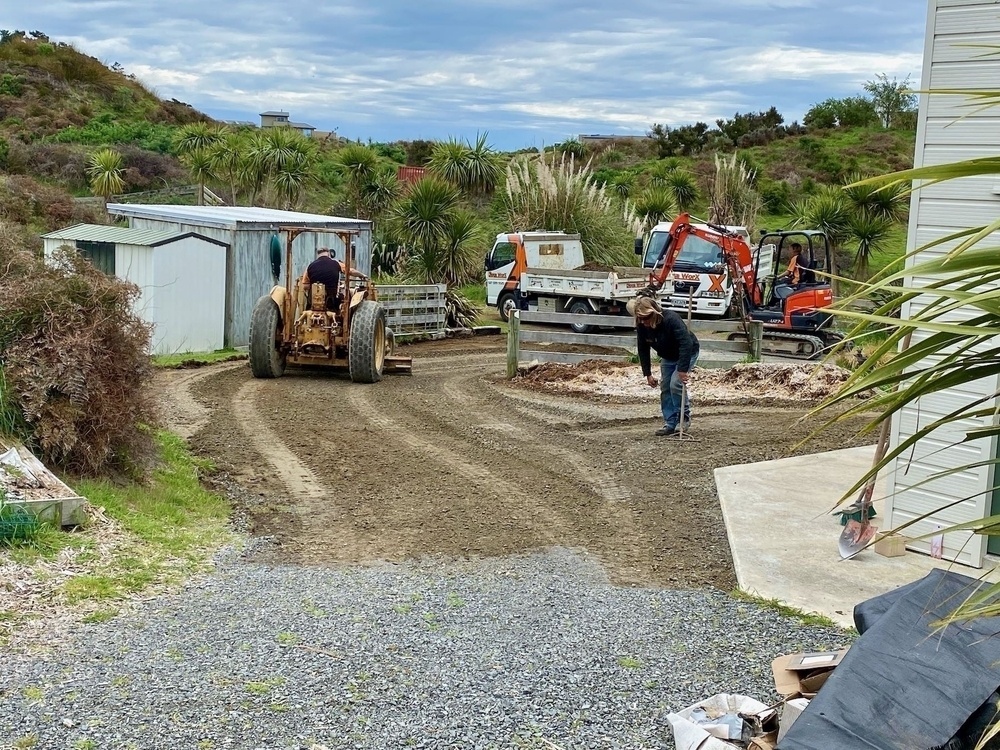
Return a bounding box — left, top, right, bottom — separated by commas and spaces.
629, 295, 700, 436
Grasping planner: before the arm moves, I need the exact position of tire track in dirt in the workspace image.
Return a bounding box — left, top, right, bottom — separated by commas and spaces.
390, 366, 668, 584
441, 371, 633, 502
156, 362, 245, 440
344, 386, 567, 546
231, 380, 329, 503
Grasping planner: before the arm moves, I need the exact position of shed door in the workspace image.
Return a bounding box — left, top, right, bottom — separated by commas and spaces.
76, 240, 116, 275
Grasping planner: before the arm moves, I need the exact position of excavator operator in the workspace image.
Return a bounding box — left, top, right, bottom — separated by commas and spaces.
773, 242, 805, 302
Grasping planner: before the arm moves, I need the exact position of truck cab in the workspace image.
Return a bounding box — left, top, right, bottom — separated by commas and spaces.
485, 231, 584, 321
637, 221, 751, 317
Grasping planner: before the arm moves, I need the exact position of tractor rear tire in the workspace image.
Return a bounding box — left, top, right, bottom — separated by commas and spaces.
249, 295, 286, 379
349, 300, 387, 384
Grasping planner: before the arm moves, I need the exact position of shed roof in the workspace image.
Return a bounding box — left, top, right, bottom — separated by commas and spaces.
106, 204, 371, 231
41, 223, 189, 246
260, 110, 290, 116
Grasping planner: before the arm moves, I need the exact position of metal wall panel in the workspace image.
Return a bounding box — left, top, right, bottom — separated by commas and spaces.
150, 237, 226, 355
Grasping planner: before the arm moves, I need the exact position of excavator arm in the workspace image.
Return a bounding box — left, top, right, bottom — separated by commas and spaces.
640, 213, 757, 304
645, 213, 695, 293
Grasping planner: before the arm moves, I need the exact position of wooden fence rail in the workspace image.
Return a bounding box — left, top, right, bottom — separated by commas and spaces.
506, 309, 762, 377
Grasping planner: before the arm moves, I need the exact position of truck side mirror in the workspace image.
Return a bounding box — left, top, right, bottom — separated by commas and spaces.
634, 238, 643, 256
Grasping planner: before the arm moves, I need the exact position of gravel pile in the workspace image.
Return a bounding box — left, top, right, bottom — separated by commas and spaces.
0, 547, 850, 749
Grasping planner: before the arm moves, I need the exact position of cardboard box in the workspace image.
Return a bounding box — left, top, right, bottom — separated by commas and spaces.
778, 697, 810, 743
748, 734, 777, 750
771, 649, 848, 699
874, 534, 908, 557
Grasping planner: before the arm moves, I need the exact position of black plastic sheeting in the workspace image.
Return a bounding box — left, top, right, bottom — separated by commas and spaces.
779, 568, 1000, 750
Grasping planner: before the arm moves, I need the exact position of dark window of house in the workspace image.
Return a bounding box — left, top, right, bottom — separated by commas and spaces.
76, 240, 115, 275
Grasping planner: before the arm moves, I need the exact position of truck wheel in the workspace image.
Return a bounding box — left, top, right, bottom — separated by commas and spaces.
349, 300, 387, 384
249, 295, 286, 379
497, 292, 518, 323
568, 300, 594, 334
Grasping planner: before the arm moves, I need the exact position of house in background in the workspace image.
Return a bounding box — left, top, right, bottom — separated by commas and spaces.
887, 0, 1000, 568
106, 204, 372, 349
259, 110, 316, 138
40, 224, 227, 355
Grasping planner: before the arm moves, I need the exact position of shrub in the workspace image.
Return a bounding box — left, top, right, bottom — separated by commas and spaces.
0, 229, 156, 476
0, 174, 83, 230
0, 72, 23, 96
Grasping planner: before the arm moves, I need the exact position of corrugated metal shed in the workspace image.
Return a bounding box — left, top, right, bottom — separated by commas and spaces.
41, 223, 185, 247
106, 204, 363, 230
106, 204, 373, 348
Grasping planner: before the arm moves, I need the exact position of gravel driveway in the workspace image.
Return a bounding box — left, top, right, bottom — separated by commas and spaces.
1, 546, 849, 750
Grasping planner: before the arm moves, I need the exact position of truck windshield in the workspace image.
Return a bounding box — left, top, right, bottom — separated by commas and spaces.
643, 232, 723, 270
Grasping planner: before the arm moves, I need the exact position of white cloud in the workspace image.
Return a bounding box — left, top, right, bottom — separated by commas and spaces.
4, 0, 929, 148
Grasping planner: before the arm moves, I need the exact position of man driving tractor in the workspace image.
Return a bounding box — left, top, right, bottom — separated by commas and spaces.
302, 246, 342, 310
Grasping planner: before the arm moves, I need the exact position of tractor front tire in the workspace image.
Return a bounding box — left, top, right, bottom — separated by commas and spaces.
249, 295, 286, 379
349, 300, 387, 384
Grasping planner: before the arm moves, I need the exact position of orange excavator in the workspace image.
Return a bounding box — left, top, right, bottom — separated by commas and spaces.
638, 213, 840, 358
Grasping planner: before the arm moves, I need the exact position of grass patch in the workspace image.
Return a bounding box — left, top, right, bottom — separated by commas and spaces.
152, 348, 247, 369
731, 590, 847, 630
457, 282, 487, 306
0, 431, 234, 618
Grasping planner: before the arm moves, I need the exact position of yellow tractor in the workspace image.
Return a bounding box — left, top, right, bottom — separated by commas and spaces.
249, 227, 411, 381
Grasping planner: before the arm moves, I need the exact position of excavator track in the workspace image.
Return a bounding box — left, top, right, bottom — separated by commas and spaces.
727, 330, 829, 360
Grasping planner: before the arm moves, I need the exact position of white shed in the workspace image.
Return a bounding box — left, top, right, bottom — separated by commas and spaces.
888, 0, 1000, 568
41, 224, 228, 356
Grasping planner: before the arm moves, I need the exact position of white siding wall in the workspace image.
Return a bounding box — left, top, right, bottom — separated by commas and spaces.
889, 0, 1000, 567
149, 237, 226, 355
115, 242, 154, 321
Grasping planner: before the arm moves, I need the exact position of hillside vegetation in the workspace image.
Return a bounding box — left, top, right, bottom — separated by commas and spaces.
0, 30, 916, 279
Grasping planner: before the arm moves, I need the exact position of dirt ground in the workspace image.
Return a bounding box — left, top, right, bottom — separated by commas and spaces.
157, 336, 873, 592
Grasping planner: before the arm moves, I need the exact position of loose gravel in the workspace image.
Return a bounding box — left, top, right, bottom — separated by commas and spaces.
0, 547, 851, 750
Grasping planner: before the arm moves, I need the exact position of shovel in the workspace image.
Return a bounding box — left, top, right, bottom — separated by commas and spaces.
838, 418, 891, 559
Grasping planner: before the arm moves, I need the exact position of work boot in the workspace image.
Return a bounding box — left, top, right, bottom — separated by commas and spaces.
655, 424, 676, 436
680, 418, 691, 432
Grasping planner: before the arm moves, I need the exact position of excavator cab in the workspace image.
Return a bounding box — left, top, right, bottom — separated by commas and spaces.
743, 228, 837, 357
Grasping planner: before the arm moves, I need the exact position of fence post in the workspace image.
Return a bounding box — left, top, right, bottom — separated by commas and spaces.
749, 321, 763, 362
506, 310, 520, 379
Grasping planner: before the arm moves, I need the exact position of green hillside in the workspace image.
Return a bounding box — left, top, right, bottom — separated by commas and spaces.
0, 30, 916, 279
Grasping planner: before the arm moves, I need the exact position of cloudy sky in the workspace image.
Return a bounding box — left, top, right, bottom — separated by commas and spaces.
10, 1, 928, 150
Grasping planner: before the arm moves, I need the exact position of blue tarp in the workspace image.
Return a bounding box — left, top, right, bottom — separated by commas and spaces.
780, 568, 1000, 750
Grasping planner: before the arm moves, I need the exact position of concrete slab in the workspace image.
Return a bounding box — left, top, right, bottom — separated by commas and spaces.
715, 444, 1000, 629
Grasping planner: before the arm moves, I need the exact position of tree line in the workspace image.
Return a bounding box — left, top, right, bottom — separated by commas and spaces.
647, 74, 917, 157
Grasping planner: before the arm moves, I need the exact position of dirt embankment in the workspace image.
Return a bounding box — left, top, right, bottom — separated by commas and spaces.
158, 340, 871, 591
